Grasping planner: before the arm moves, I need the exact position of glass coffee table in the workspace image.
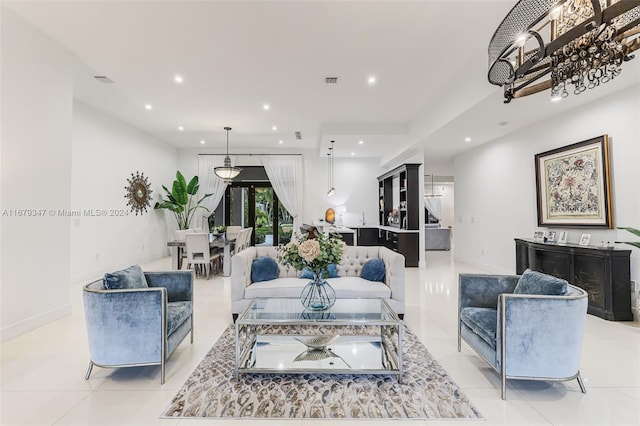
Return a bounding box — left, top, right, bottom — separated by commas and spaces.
235, 298, 403, 382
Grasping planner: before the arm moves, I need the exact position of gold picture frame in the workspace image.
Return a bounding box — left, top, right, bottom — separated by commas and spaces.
535, 135, 613, 228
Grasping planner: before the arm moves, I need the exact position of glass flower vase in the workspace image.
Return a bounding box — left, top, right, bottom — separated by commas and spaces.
300, 274, 336, 311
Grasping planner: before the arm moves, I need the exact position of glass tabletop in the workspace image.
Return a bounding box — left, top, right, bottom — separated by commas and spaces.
238, 298, 398, 324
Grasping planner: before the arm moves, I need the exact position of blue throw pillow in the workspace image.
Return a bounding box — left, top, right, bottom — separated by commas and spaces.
299, 264, 340, 279
514, 269, 568, 295
251, 256, 279, 283
360, 258, 386, 282
103, 265, 148, 290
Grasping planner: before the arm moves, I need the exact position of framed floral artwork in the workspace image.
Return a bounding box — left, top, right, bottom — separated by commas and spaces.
535, 135, 613, 228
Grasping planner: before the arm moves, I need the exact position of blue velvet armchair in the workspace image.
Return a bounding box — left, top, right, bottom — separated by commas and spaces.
458, 272, 588, 399
83, 269, 194, 384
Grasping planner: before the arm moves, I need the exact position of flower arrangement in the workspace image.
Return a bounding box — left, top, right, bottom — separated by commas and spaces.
278, 232, 345, 279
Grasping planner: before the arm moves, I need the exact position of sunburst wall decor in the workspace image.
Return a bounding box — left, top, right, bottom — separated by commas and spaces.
124, 171, 152, 215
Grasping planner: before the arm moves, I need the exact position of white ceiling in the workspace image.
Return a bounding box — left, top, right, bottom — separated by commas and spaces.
5, 0, 639, 165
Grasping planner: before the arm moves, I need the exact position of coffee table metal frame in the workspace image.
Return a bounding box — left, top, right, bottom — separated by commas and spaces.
234, 298, 403, 382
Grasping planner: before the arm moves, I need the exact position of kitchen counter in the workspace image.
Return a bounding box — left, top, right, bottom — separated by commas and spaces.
347, 224, 419, 234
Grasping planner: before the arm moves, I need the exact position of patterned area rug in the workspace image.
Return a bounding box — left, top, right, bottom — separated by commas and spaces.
162, 325, 482, 420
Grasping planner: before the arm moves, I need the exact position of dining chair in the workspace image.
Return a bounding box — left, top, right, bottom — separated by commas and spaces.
175, 229, 195, 269
185, 233, 221, 279
241, 227, 253, 251
225, 225, 242, 241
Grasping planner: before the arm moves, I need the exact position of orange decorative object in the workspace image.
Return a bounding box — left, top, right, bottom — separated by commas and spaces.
325, 208, 335, 224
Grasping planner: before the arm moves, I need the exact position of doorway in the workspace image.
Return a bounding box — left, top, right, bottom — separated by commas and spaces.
224, 183, 293, 246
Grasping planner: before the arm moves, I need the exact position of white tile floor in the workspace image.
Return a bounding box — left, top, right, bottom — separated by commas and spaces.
1, 251, 639, 425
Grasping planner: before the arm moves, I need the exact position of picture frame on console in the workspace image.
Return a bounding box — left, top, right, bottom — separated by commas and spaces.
557, 231, 568, 244
535, 135, 613, 228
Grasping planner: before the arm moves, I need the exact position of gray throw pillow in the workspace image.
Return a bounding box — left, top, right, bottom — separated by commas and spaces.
514, 269, 568, 295
360, 258, 386, 282
103, 265, 148, 290
251, 256, 279, 283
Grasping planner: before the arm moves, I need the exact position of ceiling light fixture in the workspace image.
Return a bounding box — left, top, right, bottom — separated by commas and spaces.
200, 140, 205, 144
144, 104, 153, 110
424, 174, 442, 198
178, 126, 184, 131
350, 152, 355, 156
214, 127, 242, 182
358, 140, 364, 145
327, 141, 335, 197
263, 103, 270, 110
174, 75, 184, 84
279, 140, 283, 144
272, 125, 278, 131
488, 0, 640, 103
464, 137, 472, 142
367, 76, 377, 85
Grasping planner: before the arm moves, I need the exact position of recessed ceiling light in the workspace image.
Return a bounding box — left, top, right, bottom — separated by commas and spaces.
178, 126, 184, 131
174, 75, 184, 84
263, 103, 270, 111
367, 76, 377, 85
272, 125, 277, 131
551, 95, 563, 102
358, 140, 364, 145
200, 140, 205, 144
464, 137, 471, 142
278, 140, 283, 144
350, 152, 355, 156
144, 104, 153, 110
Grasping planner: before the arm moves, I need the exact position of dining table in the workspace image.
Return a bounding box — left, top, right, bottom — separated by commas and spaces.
167, 233, 235, 277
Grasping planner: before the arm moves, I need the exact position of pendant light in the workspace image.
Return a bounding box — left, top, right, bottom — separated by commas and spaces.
326, 140, 335, 196
424, 174, 442, 198
214, 127, 242, 182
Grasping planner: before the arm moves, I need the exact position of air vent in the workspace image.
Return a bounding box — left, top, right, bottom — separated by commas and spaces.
324, 77, 338, 84
93, 76, 114, 83
294, 131, 302, 140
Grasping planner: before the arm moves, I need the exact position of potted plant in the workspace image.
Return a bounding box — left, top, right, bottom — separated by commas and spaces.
154, 171, 212, 229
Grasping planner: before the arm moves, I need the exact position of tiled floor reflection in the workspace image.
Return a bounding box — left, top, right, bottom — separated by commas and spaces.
1, 251, 638, 425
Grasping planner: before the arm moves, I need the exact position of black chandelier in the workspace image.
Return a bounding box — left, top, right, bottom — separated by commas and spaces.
488, 0, 640, 103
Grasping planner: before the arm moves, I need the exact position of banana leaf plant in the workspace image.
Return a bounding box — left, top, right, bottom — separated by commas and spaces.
154, 171, 213, 230
616, 227, 640, 249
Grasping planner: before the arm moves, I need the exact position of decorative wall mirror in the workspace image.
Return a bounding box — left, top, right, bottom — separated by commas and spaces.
125, 171, 152, 215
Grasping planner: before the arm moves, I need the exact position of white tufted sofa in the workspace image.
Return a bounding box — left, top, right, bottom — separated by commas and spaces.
231, 245, 405, 320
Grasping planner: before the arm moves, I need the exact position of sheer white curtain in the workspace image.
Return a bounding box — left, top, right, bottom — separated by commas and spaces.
197, 155, 234, 230
261, 155, 303, 242
424, 196, 442, 221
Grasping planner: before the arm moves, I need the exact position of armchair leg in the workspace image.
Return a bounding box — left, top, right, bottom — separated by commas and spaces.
85, 361, 94, 380
577, 372, 587, 393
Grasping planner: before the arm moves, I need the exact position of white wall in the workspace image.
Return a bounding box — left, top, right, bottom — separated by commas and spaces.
177, 149, 383, 228
70, 102, 178, 283
1, 9, 74, 340
454, 85, 640, 316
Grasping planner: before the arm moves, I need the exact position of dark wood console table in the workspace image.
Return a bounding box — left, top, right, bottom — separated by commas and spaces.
515, 238, 632, 321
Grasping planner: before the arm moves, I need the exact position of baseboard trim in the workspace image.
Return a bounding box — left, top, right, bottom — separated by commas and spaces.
1, 303, 72, 342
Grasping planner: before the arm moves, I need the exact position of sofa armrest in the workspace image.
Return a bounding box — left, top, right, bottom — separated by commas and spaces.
498, 290, 588, 378
145, 271, 193, 302
231, 247, 257, 304
83, 286, 165, 365
378, 246, 405, 306
459, 274, 519, 310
